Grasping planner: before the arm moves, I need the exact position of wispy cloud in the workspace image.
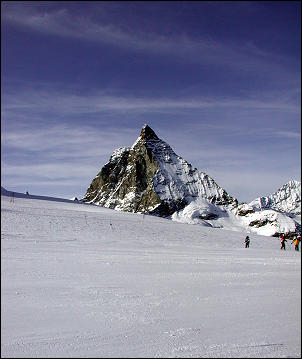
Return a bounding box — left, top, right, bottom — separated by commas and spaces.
2, 84, 300, 189
2, 123, 136, 161
274, 131, 301, 139
3, 86, 299, 117
2, 161, 94, 181
2, 6, 138, 47
1, 122, 138, 197
1, 2, 295, 75
1, 159, 96, 197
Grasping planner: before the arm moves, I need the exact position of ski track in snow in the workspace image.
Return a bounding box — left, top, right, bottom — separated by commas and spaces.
1, 194, 301, 358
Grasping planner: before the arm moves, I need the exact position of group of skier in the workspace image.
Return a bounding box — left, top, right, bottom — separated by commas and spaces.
280, 234, 301, 251
244, 234, 301, 251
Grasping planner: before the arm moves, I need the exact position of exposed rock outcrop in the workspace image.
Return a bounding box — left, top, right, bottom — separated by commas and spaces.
83, 125, 237, 216
82, 125, 301, 237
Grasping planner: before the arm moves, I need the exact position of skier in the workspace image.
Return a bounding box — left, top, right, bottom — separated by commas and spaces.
245, 236, 250, 248
291, 235, 301, 251
280, 235, 287, 250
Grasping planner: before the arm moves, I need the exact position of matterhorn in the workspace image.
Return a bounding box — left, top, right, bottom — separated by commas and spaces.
82, 125, 301, 238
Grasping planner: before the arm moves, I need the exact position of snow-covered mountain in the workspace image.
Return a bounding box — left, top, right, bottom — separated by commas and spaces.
82, 125, 300, 238
82, 125, 237, 215
249, 180, 301, 216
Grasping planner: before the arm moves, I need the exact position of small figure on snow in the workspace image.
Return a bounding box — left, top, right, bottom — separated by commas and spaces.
291, 235, 301, 251
280, 235, 287, 250
245, 236, 250, 248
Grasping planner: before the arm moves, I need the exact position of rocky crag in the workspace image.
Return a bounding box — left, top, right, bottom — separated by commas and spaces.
83, 125, 237, 216
249, 180, 301, 217
82, 125, 301, 238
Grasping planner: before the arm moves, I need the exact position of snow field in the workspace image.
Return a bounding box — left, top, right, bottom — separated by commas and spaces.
1, 194, 301, 358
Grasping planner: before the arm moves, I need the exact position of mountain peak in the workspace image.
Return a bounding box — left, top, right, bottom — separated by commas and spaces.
82, 126, 300, 238
140, 124, 159, 141
249, 180, 301, 216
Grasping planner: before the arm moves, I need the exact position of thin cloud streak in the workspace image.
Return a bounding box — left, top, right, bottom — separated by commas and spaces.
2, 124, 137, 162
3, 88, 299, 116
274, 131, 301, 139
2, 123, 258, 165
1, 160, 95, 197
2, 161, 96, 180
3, 121, 298, 173
2, 3, 296, 75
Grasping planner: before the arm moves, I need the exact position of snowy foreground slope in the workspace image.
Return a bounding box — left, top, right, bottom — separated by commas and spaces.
1, 193, 301, 358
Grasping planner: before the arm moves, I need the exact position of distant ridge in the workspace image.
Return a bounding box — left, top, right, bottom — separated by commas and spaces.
1, 186, 82, 204
249, 180, 301, 216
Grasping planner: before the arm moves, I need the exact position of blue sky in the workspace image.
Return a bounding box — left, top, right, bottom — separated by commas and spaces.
1, 1, 301, 202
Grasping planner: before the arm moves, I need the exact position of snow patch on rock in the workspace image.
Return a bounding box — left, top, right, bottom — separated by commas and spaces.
82, 125, 301, 238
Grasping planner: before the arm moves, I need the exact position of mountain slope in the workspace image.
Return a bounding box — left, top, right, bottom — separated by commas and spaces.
249, 180, 301, 216
82, 125, 300, 238
82, 125, 237, 216
2, 194, 301, 358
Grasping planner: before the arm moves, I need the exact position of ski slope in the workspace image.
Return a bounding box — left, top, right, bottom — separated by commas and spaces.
1, 192, 301, 358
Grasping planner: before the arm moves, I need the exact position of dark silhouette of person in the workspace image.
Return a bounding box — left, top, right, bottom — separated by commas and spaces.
245, 236, 250, 248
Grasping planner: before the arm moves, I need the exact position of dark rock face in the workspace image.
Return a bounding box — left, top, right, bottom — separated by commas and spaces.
249, 218, 272, 228
83, 141, 162, 213
198, 213, 219, 220
82, 125, 236, 216
139, 124, 159, 142
81, 125, 301, 237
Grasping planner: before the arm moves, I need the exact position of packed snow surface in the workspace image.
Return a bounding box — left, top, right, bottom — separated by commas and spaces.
1, 192, 301, 358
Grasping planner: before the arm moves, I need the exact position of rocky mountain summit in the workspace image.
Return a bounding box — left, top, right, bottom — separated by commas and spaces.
249, 180, 301, 216
82, 125, 301, 238
83, 125, 237, 216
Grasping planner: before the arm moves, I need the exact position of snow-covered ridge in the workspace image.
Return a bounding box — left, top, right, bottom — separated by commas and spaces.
249, 180, 301, 215
1, 186, 81, 204
80, 125, 301, 238
110, 147, 130, 162
132, 125, 236, 207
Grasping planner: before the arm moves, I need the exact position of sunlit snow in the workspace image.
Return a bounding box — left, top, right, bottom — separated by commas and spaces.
1, 191, 301, 358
